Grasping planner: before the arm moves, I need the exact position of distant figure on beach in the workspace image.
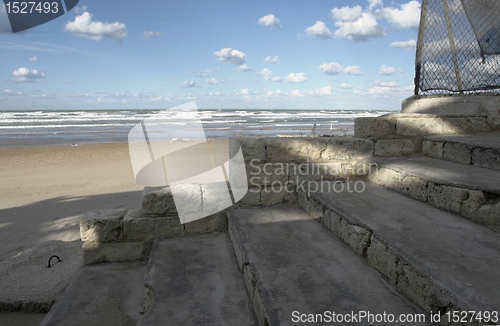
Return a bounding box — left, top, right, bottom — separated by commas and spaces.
311, 123, 316, 138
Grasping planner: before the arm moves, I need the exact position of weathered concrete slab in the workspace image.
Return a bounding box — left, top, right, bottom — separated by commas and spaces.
139, 233, 256, 326
308, 182, 500, 317
228, 206, 428, 326
366, 156, 500, 231
40, 261, 147, 326
368, 156, 500, 195
80, 209, 127, 242
82, 241, 152, 265
0, 240, 82, 313
423, 131, 500, 169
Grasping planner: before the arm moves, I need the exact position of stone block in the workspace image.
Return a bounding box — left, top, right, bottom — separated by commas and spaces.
184, 211, 228, 235
260, 184, 294, 206
246, 162, 289, 187
366, 237, 399, 284
374, 139, 415, 157
400, 176, 428, 202
396, 117, 445, 136
321, 138, 375, 161
235, 188, 261, 208
82, 242, 152, 265
142, 186, 176, 215
472, 147, 500, 170
422, 140, 444, 158
427, 183, 469, 213
323, 209, 341, 238
444, 117, 492, 134
297, 191, 309, 212
338, 219, 372, 256
201, 182, 233, 215
80, 209, 127, 242
354, 116, 396, 137
397, 116, 492, 136
461, 190, 500, 232
229, 137, 266, 163
443, 142, 471, 165
122, 213, 184, 242
371, 167, 402, 189
396, 263, 444, 313
169, 184, 203, 223
266, 138, 326, 163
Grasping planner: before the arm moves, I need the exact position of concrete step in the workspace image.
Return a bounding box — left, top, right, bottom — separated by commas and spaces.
0, 240, 82, 313
299, 182, 500, 324
355, 114, 493, 138
228, 206, 430, 326
366, 156, 500, 232
422, 131, 500, 169
40, 260, 147, 326
139, 233, 256, 326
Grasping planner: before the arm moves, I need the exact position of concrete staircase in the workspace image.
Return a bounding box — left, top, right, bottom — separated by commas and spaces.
39, 113, 500, 326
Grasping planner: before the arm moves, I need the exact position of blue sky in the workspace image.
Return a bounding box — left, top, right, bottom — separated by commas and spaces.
0, 0, 420, 110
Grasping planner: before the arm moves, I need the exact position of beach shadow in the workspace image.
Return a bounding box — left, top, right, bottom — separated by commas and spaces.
0, 190, 143, 262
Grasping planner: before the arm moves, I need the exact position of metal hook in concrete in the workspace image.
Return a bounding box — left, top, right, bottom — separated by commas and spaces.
47, 255, 62, 268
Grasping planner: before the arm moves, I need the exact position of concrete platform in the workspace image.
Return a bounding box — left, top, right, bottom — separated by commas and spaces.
423, 131, 500, 169
228, 206, 429, 326
304, 182, 500, 318
366, 156, 500, 232
368, 156, 500, 194
40, 260, 147, 326
139, 233, 256, 326
0, 240, 83, 313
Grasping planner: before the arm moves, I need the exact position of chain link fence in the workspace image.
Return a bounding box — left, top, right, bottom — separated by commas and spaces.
415, 0, 500, 95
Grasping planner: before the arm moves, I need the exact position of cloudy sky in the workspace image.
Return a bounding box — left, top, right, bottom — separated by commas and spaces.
0, 0, 421, 111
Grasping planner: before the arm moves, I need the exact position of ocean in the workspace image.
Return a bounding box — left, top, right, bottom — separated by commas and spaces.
0, 109, 391, 147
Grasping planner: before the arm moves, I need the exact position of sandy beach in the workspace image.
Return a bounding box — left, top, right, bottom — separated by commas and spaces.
0, 143, 144, 262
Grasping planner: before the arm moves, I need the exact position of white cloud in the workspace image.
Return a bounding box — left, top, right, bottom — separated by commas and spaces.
285, 73, 308, 83
329, 1, 419, 43
378, 65, 398, 76
319, 62, 363, 75
4, 89, 23, 96
214, 47, 246, 65
340, 83, 353, 89
264, 89, 283, 97
376, 80, 399, 87
66, 80, 74, 84
390, 39, 416, 51
205, 78, 219, 85
344, 66, 363, 75
195, 73, 209, 77
11, 67, 46, 83
240, 89, 251, 95
334, 12, 384, 42
74, 6, 87, 14
264, 56, 281, 64
265, 76, 283, 83
235, 64, 253, 72
368, 0, 383, 10
181, 80, 202, 88
305, 21, 333, 40
291, 86, 332, 97
143, 31, 163, 39
376, 1, 421, 29
331, 6, 363, 22
320, 62, 344, 75
28, 56, 39, 62
64, 12, 128, 41
257, 14, 282, 29
258, 68, 274, 76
